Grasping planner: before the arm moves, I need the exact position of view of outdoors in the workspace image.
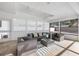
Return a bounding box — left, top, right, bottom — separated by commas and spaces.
0, 20, 10, 39
60, 19, 78, 34
50, 22, 59, 32
50, 19, 78, 34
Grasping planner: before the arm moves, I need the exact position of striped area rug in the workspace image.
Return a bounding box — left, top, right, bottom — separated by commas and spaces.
36, 43, 64, 56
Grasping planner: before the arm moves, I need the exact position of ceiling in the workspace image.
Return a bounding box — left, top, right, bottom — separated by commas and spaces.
0, 2, 79, 22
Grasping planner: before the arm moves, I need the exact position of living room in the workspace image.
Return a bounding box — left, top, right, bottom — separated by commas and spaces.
0, 2, 79, 56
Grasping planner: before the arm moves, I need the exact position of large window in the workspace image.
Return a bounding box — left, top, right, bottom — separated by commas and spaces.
49, 19, 78, 41
50, 19, 78, 34
0, 20, 9, 31
60, 19, 78, 34
13, 19, 26, 31
0, 20, 10, 39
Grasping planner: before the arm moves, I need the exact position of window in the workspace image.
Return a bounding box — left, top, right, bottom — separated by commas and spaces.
60, 19, 78, 34
0, 20, 10, 39
13, 19, 26, 31
49, 22, 60, 32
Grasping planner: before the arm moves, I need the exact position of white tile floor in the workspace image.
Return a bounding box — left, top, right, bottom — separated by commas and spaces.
36, 40, 79, 56
68, 42, 79, 54
60, 50, 79, 56
37, 43, 64, 56
54, 40, 73, 48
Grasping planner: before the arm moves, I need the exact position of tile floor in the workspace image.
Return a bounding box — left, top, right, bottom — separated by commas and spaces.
36, 40, 79, 56
60, 50, 79, 56
68, 42, 79, 54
